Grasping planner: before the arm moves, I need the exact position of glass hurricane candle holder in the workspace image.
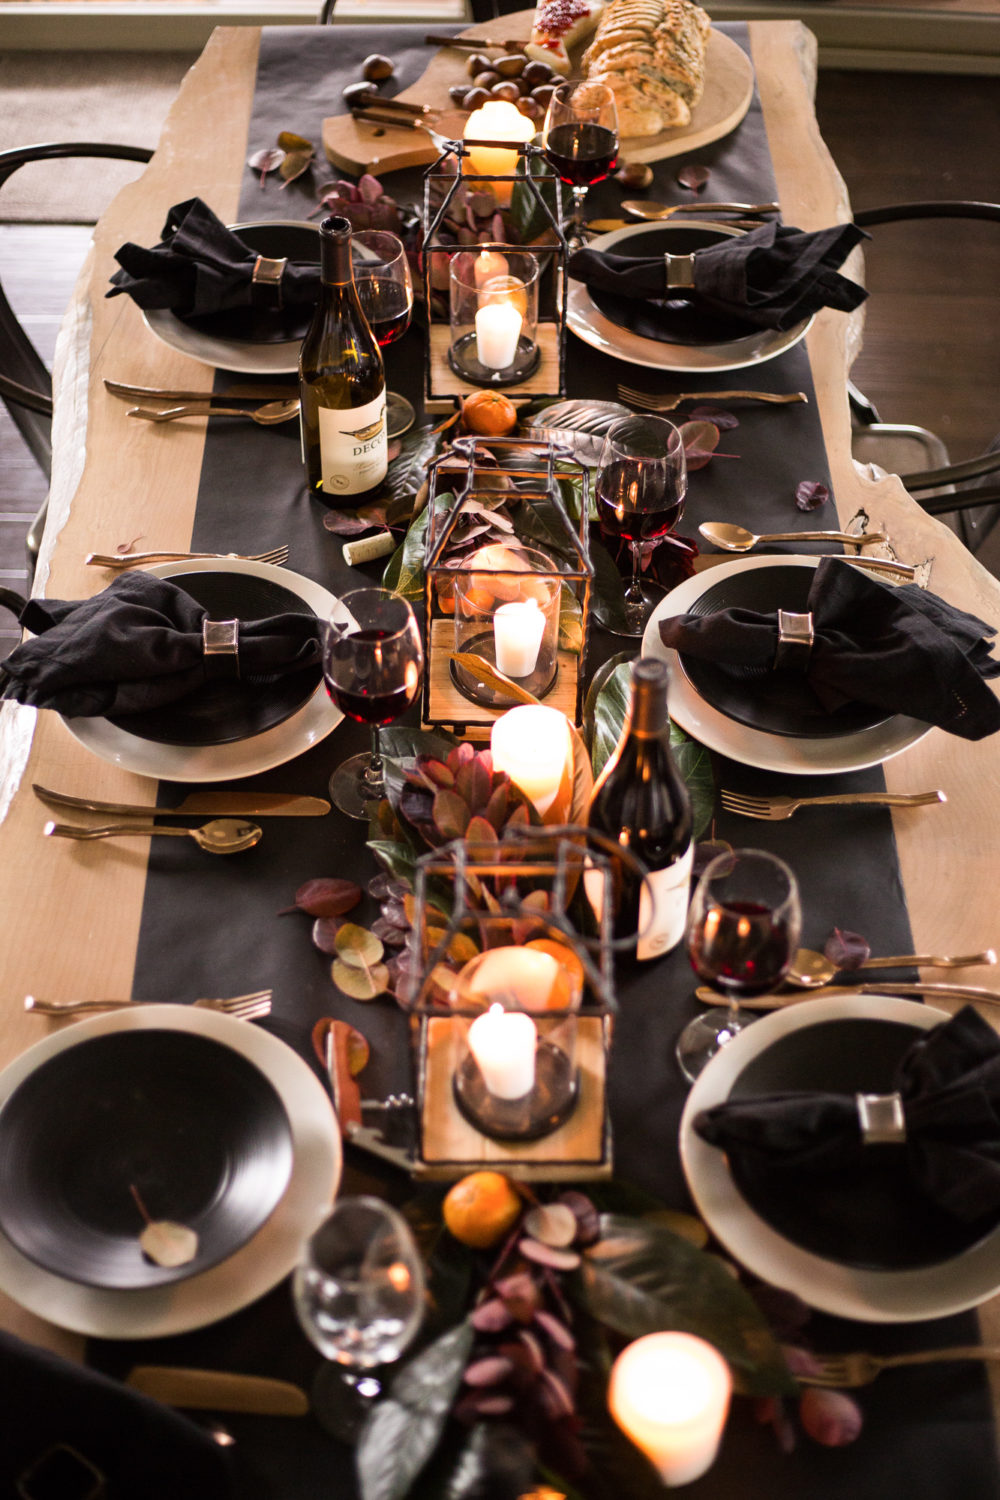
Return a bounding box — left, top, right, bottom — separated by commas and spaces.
449, 250, 540, 387
453, 540, 560, 707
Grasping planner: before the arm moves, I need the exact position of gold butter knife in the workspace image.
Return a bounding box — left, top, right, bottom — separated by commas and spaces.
105, 379, 295, 402
695, 981, 1000, 1010
126, 1366, 309, 1416
32, 783, 330, 818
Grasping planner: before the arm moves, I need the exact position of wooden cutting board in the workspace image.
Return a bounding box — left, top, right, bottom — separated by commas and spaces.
321, 9, 755, 177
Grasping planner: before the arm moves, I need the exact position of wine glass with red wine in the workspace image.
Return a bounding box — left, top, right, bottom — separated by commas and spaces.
595, 414, 687, 636
351, 230, 415, 440
322, 588, 423, 819
542, 80, 619, 244
675, 849, 802, 1082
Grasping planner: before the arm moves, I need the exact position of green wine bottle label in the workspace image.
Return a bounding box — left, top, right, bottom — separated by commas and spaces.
317, 393, 388, 497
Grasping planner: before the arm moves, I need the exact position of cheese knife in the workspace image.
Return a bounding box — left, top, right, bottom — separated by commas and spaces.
126, 1365, 309, 1416
32, 783, 330, 818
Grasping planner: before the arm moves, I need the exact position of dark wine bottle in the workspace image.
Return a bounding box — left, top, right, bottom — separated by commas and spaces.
299, 215, 388, 506
586, 658, 694, 961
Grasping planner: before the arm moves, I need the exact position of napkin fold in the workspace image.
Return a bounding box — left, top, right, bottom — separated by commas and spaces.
106, 198, 320, 317
658, 556, 1000, 740
568, 222, 868, 332
1, 572, 321, 718
0, 1332, 235, 1499
694, 1006, 1000, 1224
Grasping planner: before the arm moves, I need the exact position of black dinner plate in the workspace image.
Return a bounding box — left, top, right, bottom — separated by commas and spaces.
677, 564, 892, 739
586, 225, 762, 347
105, 569, 322, 747
176, 221, 320, 344
0, 1029, 294, 1289
726, 1017, 1000, 1271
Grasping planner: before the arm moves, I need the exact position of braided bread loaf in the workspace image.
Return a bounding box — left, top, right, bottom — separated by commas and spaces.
582, 0, 711, 136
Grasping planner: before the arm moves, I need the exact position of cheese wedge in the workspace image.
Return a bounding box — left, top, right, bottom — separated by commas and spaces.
525, 0, 607, 76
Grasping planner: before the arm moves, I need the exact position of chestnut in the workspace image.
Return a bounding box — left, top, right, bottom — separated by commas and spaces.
490, 80, 522, 102
516, 97, 544, 122
361, 54, 394, 82
495, 53, 528, 76
522, 60, 554, 88
466, 52, 494, 77
473, 69, 501, 89
449, 83, 469, 106
615, 160, 654, 190
531, 83, 557, 107
462, 86, 491, 110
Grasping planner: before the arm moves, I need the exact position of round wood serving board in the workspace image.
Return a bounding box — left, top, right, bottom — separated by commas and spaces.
321, 10, 755, 177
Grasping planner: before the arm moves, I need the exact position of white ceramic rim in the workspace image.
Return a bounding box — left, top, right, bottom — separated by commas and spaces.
0, 1005, 341, 1338
60, 558, 344, 783
641, 555, 931, 774
678, 993, 1000, 1323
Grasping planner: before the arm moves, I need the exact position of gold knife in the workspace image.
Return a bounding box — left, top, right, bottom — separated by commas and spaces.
126, 1366, 309, 1416
695, 981, 1000, 1010
105, 379, 295, 403
32, 783, 330, 818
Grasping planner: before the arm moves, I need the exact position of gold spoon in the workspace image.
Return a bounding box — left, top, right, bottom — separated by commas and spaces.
786, 946, 997, 989
620, 200, 780, 221
44, 818, 263, 854
700, 521, 889, 552
127, 398, 300, 425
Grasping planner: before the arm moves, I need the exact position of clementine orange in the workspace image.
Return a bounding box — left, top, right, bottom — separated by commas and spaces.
462, 390, 518, 437
443, 1170, 523, 1249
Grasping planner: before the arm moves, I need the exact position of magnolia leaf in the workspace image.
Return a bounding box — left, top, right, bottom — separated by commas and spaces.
385, 426, 443, 510
507, 152, 560, 246
335, 922, 385, 969
670, 724, 715, 840
577, 1215, 795, 1396
382, 501, 432, 600
332, 958, 390, 1000
584, 654, 632, 779
139, 1219, 199, 1268
367, 838, 419, 889
558, 584, 584, 654
450, 653, 537, 707
588, 538, 631, 635
795, 479, 830, 511
357, 1320, 476, 1500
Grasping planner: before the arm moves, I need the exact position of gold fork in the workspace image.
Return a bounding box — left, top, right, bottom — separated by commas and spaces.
719, 789, 946, 821
87, 545, 289, 569
799, 1346, 1000, 1389
25, 990, 272, 1019
617, 385, 809, 412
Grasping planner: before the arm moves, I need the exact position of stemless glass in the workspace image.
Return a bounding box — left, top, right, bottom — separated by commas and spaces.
675, 849, 802, 1083
351, 230, 415, 439
292, 1196, 426, 1441
595, 415, 688, 637
542, 80, 619, 243
323, 587, 423, 820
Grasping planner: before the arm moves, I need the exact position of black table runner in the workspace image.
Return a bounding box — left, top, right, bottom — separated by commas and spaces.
89, 25, 1000, 1500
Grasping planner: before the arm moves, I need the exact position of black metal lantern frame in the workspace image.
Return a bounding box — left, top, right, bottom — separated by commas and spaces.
422, 138, 567, 403
421, 434, 593, 738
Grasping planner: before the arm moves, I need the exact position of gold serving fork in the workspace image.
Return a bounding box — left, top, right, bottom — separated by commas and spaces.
25, 990, 273, 1018
799, 1346, 1000, 1389
87, 545, 289, 569
617, 385, 809, 412
719, 789, 946, 821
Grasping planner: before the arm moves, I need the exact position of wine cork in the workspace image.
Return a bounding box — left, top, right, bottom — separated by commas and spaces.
343, 531, 396, 566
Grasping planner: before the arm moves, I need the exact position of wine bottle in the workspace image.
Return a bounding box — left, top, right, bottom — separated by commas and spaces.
299, 215, 388, 506
586, 658, 694, 962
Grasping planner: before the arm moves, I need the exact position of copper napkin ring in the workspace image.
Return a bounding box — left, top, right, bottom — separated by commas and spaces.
663, 252, 696, 290
774, 609, 814, 672
203, 617, 240, 678
856, 1091, 906, 1144
251, 253, 287, 310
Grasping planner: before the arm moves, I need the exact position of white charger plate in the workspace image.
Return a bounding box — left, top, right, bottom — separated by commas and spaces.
0, 1005, 340, 1338
641, 554, 931, 774
567, 221, 812, 373
679, 993, 1000, 1323
61, 558, 343, 783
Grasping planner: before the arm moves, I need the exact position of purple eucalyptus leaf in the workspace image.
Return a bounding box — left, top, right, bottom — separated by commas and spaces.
795, 480, 830, 512
247, 147, 284, 183
677, 163, 711, 193
358, 172, 383, 204
463, 1355, 515, 1387
471, 1297, 514, 1333
824, 927, 871, 969
799, 1387, 864, 1447
688, 405, 740, 430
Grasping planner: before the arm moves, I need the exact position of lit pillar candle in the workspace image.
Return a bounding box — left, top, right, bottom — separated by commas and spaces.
490, 705, 570, 819
608, 1333, 732, 1487
475, 300, 522, 370
463, 101, 535, 204
474, 249, 509, 291
467, 1002, 537, 1099
494, 599, 545, 677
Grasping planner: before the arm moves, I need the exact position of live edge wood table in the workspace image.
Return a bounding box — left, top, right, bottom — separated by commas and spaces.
1, 16, 1000, 1495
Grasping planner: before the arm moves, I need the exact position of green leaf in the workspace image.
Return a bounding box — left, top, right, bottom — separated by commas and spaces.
382, 502, 431, 601
367, 838, 419, 889
332, 958, 390, 999
356, 1320, 476, 1500
670, 723, 715, 840
558, 584, 584, 654
507, 152, 560, 246
334, 922, 385, 969
583, 654, 632, 779
385, 425, 442, 510
575, 1215, 795, 1397
588, 539, 631, 635
433, 788, 471, 841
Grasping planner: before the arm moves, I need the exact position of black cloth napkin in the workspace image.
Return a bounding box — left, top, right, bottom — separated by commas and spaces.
0, 1332, 236, 1499
106, 197, 320, 317
568, 221, 868, 332
658, 556, 1000, 740
2, 572, 321, 718
694, 1006, 1000, 1224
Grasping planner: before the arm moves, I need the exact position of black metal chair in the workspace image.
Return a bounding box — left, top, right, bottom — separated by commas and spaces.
0, 142, 153, 583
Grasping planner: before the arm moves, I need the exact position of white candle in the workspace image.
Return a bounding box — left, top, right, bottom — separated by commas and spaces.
608, 1334, 732, 1488
467, 1003, 537, 1099
463, 102, 535, 203
462, 946, 562, 1013
475, 300, 522, 370
494, 599, 545, 677
474, 249, 509, 291
490, 705, 570, 818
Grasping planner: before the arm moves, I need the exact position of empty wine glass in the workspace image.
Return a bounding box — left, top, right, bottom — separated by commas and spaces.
542, 80, 619, 245
293, 1196, 426, 1441
595, 415, 688, 637
351, 230, 415, 439
675, 849, 802, 1082
323, 587, 423, 820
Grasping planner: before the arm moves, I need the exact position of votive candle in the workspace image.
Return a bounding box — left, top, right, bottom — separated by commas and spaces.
608, 1333, 732, 1487
475, 300, 522, 370
490, 705, 570, 818
467, 1002, 537, 1099
494, 598, 545, 677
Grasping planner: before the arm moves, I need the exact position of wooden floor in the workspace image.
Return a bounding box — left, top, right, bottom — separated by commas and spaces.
1, 67, 997, 660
